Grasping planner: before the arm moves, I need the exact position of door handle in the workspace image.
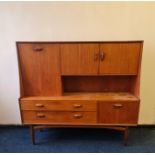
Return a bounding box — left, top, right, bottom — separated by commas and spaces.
100, 52, 105, 61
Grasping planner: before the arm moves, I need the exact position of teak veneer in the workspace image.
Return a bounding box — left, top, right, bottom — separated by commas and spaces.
16, 41, 143, 145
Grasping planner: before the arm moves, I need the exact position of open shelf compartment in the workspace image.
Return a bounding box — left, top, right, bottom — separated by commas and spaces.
61, 75, 137, 95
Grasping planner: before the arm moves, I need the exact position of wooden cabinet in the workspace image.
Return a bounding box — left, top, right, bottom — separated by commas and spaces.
16, 41, 143, 144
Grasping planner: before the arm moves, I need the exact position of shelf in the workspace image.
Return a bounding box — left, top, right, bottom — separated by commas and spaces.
20, 92, 139, 101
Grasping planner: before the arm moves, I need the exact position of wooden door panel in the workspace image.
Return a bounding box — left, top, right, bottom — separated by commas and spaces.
17, 43, 62, 96
60, 43, 99, 75
98, 101, 139, 124
99, 43, 141, 75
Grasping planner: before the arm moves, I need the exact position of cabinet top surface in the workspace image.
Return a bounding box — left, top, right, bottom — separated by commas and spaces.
16, 40, 144, 44
20, 92, 139, 101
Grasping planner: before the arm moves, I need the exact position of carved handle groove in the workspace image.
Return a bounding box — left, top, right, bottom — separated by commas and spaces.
73, 113, 83, 119
73, 104, 82, 108
35, 103, 44, 107
36, 113, 45, 118
113, 103, 123, 108
33, 47, 43, 51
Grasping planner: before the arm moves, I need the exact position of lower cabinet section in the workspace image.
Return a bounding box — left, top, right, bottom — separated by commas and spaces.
98, 101, 139, 124
22, 111, 97, 124
21, 100, 139, 125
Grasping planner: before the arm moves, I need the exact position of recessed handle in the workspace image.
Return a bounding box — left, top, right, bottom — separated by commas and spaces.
33, 47, 43, 52
73, 113, 83, 119
113, 103, 123, 108
36, 113, 45, 118
73, 104, 82, 108
35, 103, 44, 108
100, 52, 105, 61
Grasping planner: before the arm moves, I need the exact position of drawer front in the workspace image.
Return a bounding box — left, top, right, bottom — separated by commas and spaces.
98, 101, 139, 124
22, 111, 97, 124
20, 100, 97, 111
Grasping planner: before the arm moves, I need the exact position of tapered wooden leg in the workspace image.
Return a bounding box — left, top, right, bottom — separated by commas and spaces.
39, 129, 43, 132
30, 125, 35, 145
123, 127, 128, 146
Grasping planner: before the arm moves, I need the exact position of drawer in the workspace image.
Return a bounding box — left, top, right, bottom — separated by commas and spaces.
22, 111, 97, 124
98, 101, 139, 125
20, 100, 97, 111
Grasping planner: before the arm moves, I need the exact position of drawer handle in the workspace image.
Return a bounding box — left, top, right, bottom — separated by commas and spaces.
36, 113, 45, 118
73, 104, 82, 108
113, 103, 123, 108
73, 113, 83, 119
33, 47, 43, 51
35, 103, 44, 107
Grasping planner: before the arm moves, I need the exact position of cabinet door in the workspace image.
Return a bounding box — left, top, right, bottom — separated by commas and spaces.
98, 101, 139, 124
18, 43, 62, 96
99, 43, 141, 75
60, 43, 99, 75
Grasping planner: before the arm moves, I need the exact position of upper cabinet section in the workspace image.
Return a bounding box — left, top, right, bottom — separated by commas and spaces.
60, 43, 100, 75
99, 42, 142, 75
60, 42, 143, 75
17, 41, 143, 97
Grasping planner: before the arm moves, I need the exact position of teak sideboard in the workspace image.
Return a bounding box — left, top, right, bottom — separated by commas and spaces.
16, 41, 143, 145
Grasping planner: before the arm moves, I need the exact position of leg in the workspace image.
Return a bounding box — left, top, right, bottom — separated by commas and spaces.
30, 125, 35, 145
39, 128, 43, 132
102, 126, 129, 146
123, 127, 128, 146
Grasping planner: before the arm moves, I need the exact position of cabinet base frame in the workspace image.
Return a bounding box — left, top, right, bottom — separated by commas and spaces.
29, 125, 129, 146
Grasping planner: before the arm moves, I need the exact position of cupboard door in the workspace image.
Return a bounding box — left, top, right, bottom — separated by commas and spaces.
98, 101, 139, 124
99, 43, 141, 75
17, 43, 62, 96
60, 43, 99, 75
